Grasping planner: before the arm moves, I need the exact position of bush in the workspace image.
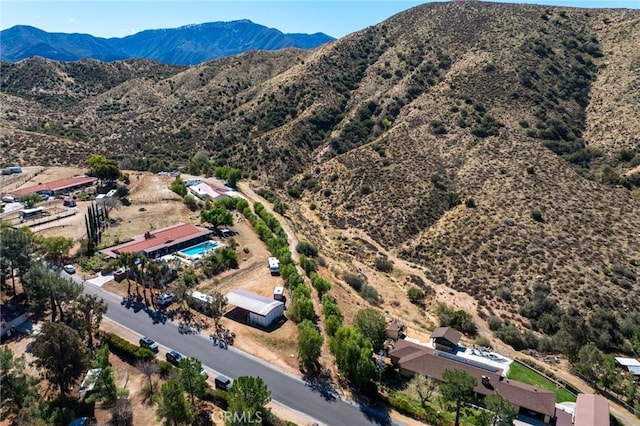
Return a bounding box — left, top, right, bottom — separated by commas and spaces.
407, 287, 425, 303
361, 285, 380, 306
344, 273, 365, 291
487, 316, 503, 331
296, 241, 318, 257
104, 332, 155, 361
159, 361, 175, 378
374, 257, 393, 273
201, 385, 229, 409
531, 209, 544, 223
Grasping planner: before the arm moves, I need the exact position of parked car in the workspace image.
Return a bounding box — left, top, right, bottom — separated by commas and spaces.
139, 336, 159, 353
158, 293, 175, 306
63, 264, 76, 275
214, 374, 233, 391
166, 350, 184, 366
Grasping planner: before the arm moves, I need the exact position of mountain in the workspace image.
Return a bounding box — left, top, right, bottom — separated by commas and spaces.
1, 2, 639, 349
0, 20, 335, 65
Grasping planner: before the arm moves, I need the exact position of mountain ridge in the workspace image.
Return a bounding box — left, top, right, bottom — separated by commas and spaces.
1, 1, 639, 343
0, 21, 335, 65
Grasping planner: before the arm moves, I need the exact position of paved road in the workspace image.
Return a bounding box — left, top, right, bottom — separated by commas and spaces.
74, 276, 399, 426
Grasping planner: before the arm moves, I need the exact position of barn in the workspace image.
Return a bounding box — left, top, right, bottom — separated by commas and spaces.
225, 289, 284, 328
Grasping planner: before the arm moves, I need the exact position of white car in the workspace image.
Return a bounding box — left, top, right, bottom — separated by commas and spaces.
158, 293, 175, 306
63, 264, 76, 274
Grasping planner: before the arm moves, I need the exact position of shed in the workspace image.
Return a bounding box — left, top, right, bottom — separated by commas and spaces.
614, 357, 640, 376
225, 289, 284, 327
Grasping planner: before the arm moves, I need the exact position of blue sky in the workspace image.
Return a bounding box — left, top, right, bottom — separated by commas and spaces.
1, 1, 638, 39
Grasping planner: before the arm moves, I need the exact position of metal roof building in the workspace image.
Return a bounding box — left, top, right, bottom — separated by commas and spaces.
225, 289, 284, 328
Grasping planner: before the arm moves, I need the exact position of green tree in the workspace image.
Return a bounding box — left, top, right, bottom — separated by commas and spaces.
297, 320, 323, 371
214, 166, 242, 189
87, 154, 120, 183
68, 293, 108, 348
0, 347, 40, 418
86, 345, 118, 406
484, 394, 517, 426
22, 263, 83, 322
226, 376, 271, 426
575, 343, 604, 387
37, 235, 73, 267
288, 291, 315, 323
155, 380, 194, 426
170, 176, 188, 197
439, 369, 477, 426
0, 227, 33, 295
200, 207, 233, 230
178, 357, 207, 407
599, 354, 621, 393
19, 193, 42, 209
353, 308, 387, 352
32, 322, 88, 394
329, 326, 375, 387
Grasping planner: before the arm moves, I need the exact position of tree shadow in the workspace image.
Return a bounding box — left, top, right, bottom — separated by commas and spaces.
302, 371, 339, 402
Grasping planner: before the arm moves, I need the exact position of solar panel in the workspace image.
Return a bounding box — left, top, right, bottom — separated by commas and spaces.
437, 351, 501, 373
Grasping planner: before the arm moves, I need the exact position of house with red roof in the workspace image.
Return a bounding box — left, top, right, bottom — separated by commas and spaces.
101, 223, 214, 259
10, 176, 97, 197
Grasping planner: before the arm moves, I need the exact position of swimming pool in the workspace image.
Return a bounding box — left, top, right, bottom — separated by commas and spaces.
179, 241, 221, 257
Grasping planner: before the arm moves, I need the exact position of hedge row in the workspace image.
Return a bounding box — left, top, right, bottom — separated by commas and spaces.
201, 384, 229, 409
103, 332, 155, 362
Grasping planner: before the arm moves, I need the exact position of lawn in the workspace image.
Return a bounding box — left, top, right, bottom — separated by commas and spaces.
507, 361, 577, 403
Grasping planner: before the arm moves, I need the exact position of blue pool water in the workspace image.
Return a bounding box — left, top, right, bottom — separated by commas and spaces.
179, 241, 221, 257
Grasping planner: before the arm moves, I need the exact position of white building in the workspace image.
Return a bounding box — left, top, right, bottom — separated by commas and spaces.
225, 289, 284, 328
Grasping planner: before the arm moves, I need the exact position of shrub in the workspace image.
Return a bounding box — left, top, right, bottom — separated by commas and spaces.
287, 186, 301, 199
159, 361, 175, 379
104, 332, 155, 361
344, 272, 365, 291
361, 284, 381, 306
531, 209, 544, 223
407, 287, 425, 303
374, 257, 393, 273
201, 385, 229, 409
430, 120, 447, 135
487, 316, 503, 331
296, 241, 318, 257
464, 198, 476, 208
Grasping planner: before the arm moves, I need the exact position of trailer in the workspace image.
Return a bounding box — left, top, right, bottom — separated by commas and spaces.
268, 257, 280, 275
20, 207, 44, 222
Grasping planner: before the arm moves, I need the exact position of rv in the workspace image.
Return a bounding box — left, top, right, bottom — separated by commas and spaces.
268, 257, 280, 275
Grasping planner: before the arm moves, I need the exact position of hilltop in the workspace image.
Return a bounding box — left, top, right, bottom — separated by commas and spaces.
0, 21, 334, 65
1, 2, 639, 340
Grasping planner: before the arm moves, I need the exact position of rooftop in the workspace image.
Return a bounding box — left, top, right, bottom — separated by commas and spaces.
225, 289, 284, 316
101, 223, 213, 257
389, 339, 555, 417
10, 176, 97, 196
574, 394, 610, 426
431, 326, 461, 345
